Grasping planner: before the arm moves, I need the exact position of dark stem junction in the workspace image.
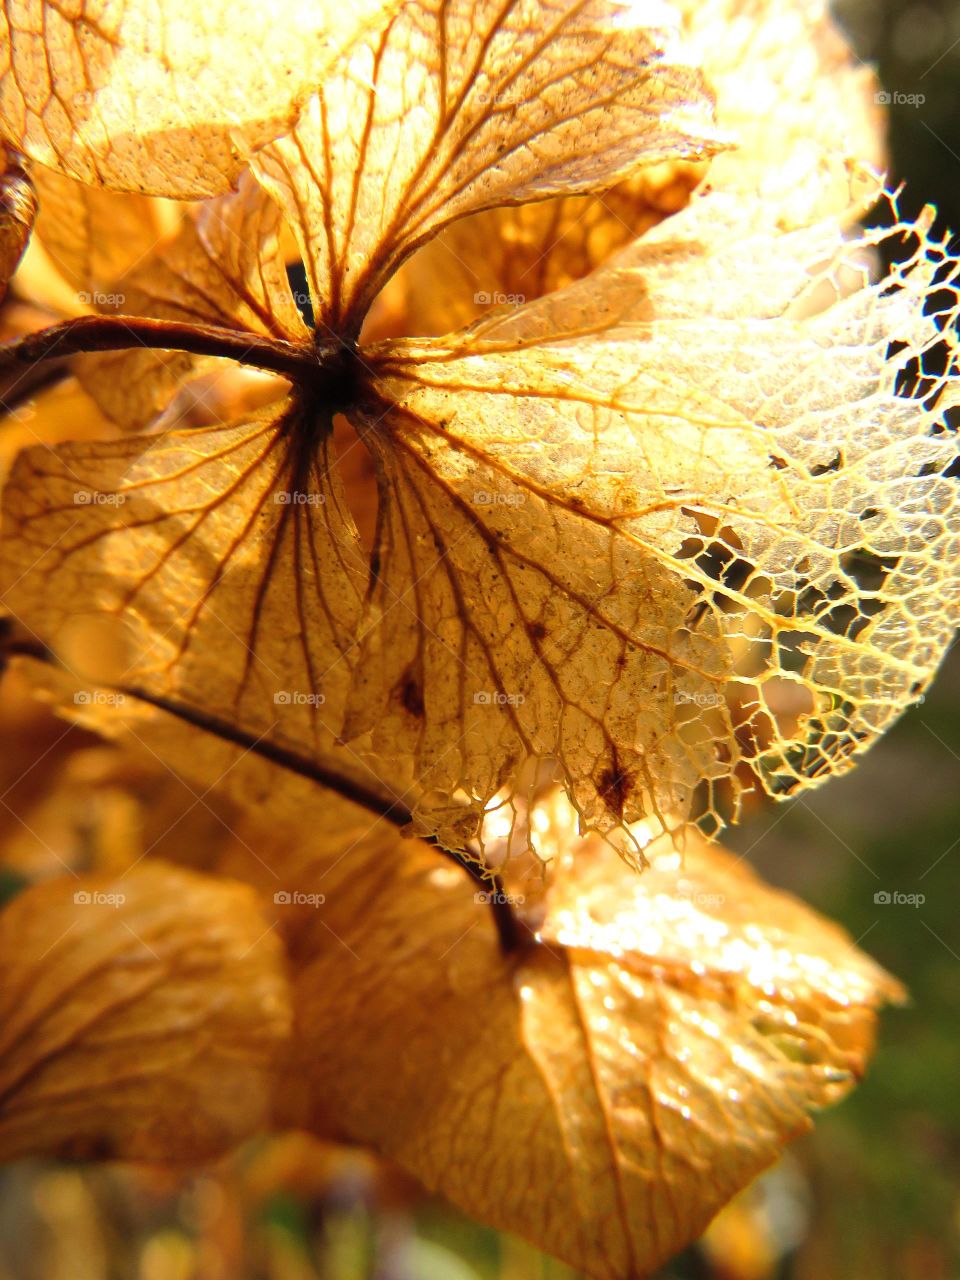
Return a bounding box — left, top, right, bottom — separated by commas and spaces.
0, 319, 525, 954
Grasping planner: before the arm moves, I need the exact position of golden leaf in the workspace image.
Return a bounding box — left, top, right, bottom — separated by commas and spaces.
0, 861, 292, 1161
30, 164, 172, 305
281, 817, 900, 1279
0, 733, 900, 1274
72, 170, 305, 427
3, 191, 957, 850
391, 0, 884, 337
250, 0, 722, 335
341, 194, 960, 839
0, 142, 33, 296
1, 401, 368, 756
0, 0, 400, 197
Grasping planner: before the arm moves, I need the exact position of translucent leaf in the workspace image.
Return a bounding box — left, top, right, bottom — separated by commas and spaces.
0, 0, 399, 197
339, 194, 960, 839
285, 817, 900, 1279
0, 401, 368, 756
251, 0, 721, 335
0, 743, 899, 1275
391, 0, 884, 337
30, 163, 172, 304
73, 171, 307, 427
0, 861, 292, 1161
4, 193, 957, 851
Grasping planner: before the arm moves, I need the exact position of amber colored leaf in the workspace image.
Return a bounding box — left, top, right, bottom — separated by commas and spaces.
251, 0, 722, 336
30, 163, 172, 305
73, 171, 306, 427
0, 143, 33, 297
0, 861, 292, 1161
0, 375, 115, 489
0, 400, 368, 755
280, 817, 901, 1279
0, 0, 399, 197
392, 0, 884, 336
0, 740, 899, 1276
388, 161, 695, 338
3, 193, 958, 852
338, 193, 960, 841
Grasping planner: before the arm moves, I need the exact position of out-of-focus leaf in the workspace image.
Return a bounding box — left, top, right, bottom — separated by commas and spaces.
0, 860, 292, 1161
0, 143, 33, 297
280, 817, 901, 1279
30, 164, 172, 305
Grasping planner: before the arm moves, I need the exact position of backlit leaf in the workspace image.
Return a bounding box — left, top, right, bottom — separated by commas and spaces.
392, 0, 884, 337
282, 814, 900, 1279
342, 194, 960, 840
0, 0, 399, 197
0, 860, 292, 1161
251, 0, 722, 336
1, 400, 367, 755
3, 192, 957, 852
73, 170, 306, 427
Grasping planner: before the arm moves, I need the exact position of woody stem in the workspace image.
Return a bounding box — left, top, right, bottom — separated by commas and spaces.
0, 624, 524, 955
0, 314, 330, 386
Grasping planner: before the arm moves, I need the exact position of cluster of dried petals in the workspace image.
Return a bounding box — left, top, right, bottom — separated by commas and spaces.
0, 2, 953, 1274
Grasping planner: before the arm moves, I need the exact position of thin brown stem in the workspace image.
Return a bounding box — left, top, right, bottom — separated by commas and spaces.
0, 626, 525, 953
0, 314, 326, 385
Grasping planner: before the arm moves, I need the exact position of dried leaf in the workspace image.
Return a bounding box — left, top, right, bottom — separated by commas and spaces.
0, 143, 33, 296
30, 164, 171, 304
74, 171, 305, 427
392, 0, 884, 337
0, 401, 367, 755
251, 0, 721, 335
281, 818, 900, 1279
0, 861, 292, 1161
386, 162, 695, 338
341, 194, 960, 840
0, 0, 399, 197
4, 192, 957, 850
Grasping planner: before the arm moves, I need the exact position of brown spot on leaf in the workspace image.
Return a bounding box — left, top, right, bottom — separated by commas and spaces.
399, 674, 424, 717
597, 757, 634, 818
